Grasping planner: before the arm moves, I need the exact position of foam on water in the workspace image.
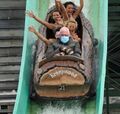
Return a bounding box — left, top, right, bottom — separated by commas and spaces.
40, 105, 84, 114
34, 100, 85, 114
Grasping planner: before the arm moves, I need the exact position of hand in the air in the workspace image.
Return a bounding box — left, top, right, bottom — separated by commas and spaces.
28, 26, 36, 33
26, 10, 35, 18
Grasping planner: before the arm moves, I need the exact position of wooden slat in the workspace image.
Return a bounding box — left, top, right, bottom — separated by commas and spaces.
109, 0, 120, 5
106, 84, 120, 90
105, 89, 120, 96
109, 0, 120, 3
109, 73, 120, 82
0, 81, 18, 90
0, 9, 25, 19
109, 21, 120, 27
109, 76, 120, 80
0, 57, 21, 66
108, 27, 120, 32
0, 29, 24, 39
109, 14, 120, 21
103, 109, 120, 114
0, 78, 18, 82
109, 75, 120, 79
0, 109, 13, 113
0, 74, 18, 81
107, 73, 120, 78
0, 39, 23, 48
109, 6, 120, 13
104, 103, 120, 109
0, 1, 25, 10
0, 47, 22, 57
108, 32, 120, 38
0, 99, 15, 105
0, 78, 18, 84
0, 91, 16, 99
0, 65, 20, 74
0, 20, 24, 29
104, 96, 120, 104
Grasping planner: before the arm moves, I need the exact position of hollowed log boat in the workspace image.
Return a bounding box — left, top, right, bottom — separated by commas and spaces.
31, 3, 96, 100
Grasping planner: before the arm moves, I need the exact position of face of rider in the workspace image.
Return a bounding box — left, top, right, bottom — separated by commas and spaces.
52, 11, 61, 21
66, 4, 74, 16
60, 35, 70, 44
59, 27, 70, 44
55, 27, 70, 44
67, 22, 77, 32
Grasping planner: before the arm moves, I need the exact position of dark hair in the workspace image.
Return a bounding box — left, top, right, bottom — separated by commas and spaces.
46, 10, 61, 39
64, 2, 75, 8
48, 10, 60, 23
52, 9, 61, 15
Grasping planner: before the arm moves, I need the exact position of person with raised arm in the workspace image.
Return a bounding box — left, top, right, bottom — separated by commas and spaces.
55, 0, 84, 19
55, 0, 83, 39
26, 10, 65, 30
28, 26, 55, 45
55, 0, 68, 20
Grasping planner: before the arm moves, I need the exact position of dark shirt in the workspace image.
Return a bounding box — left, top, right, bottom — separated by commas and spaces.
45, 37, 81, 58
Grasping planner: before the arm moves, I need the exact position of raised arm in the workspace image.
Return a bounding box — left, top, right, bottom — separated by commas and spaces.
55, 0, 68, 21
26, 11, 56, 30
73, 0, 84, 19
55, 0, 61, 13
29, 26, 50, 45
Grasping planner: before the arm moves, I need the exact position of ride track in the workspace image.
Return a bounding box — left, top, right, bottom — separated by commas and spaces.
13, 0, 108, 114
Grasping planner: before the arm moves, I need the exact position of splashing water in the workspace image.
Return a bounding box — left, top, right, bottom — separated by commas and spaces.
30, 98, 96, 114
40, 105, 84, 114
30, 100, 85, 114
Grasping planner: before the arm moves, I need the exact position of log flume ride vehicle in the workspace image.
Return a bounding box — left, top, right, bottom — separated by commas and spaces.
31, 4, 96, 100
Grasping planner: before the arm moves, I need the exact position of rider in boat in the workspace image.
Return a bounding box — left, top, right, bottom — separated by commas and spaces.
65, 18, 81, 42
55, 0, 83, 19
26, 10, 68, 32
45, 26, 81, 58
55, 0, 83, 38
